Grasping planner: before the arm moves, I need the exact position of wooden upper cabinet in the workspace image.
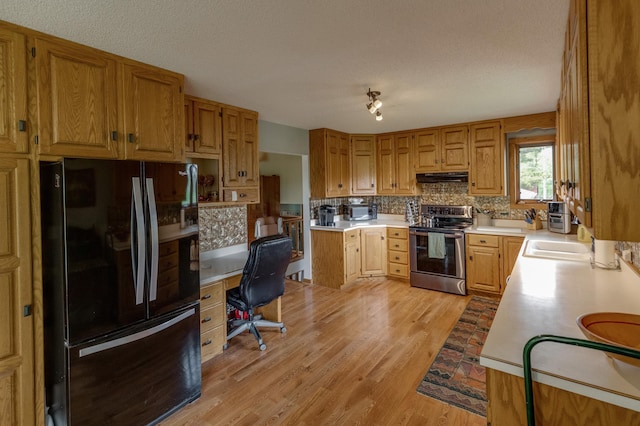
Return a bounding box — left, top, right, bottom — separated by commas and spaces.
35, 37, 120, 158
440, 125, 469, 171
121, 62, 184, 162
0, 28, 28, 154
376, 132, 415, 195
414, 129, 440, 172
185, 96, 222, 156
350, 134, 376, 195
469, 121, 504, 195
222, 107, 259, 189
309, 128, 350, 198
0, 158, 34, 426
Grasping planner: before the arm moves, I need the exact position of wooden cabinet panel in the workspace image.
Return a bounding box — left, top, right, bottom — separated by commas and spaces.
376, 134, 395, 194
376, 133, 415, 195
309, 128, 350, 198
394, 133, 415, 194
466, 244, 501, 294
350, 134, 376, 195
222, 107, 259, 193
122, 62, 184, 162
184, 97, 222, 155
502, 236, 524, 287
0, 158, 34, 425
440, 125, 469, 171
469, 121, 504, 195
311, 230, 346, 289
360, 228, 386, 276
35, 37, 119, 158
414, 129, 439, 172
184, 98, 194, 153
0, 28, 28, 154
199, 280, 225, 363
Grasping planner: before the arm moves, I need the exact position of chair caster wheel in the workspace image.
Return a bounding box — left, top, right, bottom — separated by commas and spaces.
223, 343, 229, 350
259, 343, 267, 351
280, 326, 287, 333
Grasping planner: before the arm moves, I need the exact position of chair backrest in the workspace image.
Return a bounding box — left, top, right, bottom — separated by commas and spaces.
239, 234, 292, 308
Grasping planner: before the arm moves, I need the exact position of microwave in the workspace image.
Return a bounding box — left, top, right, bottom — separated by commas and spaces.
343, 204, 377, 221
547, 202, 571, 234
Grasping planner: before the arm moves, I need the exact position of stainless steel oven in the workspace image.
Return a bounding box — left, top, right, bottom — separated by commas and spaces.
408, 205, 473, 295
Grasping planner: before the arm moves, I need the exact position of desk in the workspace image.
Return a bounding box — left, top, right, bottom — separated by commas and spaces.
199, 248, 282, 363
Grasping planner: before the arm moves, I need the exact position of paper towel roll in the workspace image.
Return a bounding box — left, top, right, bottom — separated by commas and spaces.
593, 239, 616, 269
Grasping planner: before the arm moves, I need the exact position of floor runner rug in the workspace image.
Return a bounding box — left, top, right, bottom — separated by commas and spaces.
416, 295, 500, 417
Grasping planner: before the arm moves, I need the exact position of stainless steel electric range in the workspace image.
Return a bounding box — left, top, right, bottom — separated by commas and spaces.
409, 205, 474, 295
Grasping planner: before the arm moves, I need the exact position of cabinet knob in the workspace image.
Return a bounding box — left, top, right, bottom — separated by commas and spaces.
480, 240, 487, 243
194, 134, 200, 141
111, 131, 118, 141
128, 133, 135, 143
201, 294, 211, 300
472, 182, 476, 187
202, 317, 211, 323
202, 339, 212, 346
18, 120, 27, 132
469, 255, 473, 261
435, 159, 439, 164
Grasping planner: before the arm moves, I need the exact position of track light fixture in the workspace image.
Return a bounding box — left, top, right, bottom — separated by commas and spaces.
366, 88, 383, 121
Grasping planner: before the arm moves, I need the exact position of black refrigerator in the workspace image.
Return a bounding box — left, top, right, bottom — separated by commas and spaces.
41, 158, 202, 425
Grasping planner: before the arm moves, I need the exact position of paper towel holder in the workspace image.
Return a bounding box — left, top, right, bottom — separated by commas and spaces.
590, 238, 620, 271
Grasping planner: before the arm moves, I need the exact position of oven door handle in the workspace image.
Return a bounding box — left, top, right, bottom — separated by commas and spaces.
410, 230, 463, 238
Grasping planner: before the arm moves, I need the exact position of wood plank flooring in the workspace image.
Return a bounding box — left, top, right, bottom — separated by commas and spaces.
161, 278, 487, 426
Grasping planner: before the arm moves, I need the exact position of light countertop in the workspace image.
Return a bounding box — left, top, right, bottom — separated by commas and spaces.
310, 214, 415, 232
480, 232, 640, 411
199, 244, 248, 285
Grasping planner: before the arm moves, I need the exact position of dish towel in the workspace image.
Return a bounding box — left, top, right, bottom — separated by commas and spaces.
428, 233, 446, 259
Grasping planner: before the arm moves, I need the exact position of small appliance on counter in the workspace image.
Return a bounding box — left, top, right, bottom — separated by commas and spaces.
318, 205, 337, 226
548, 201, 571, 234
343, 203, 377, 221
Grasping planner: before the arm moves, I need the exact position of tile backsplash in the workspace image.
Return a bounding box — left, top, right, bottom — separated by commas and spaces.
310, 183, 547, 221
198, 204, 247, 252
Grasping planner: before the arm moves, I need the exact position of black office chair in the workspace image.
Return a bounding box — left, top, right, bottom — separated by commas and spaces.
226, 234, 292, 351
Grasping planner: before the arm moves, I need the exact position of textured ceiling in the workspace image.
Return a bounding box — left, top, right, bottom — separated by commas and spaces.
1, 0, 569, 133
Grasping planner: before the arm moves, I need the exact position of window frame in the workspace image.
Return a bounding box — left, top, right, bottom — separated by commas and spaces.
509, 135, 556, 209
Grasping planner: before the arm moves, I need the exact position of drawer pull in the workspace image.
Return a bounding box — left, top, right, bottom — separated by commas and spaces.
202, 316, 211, 323
480, 239, 487, 243
201, 294, 211, 300
202, 339, 212, 346
395, 256, 400, 260
395, 244, 399, 248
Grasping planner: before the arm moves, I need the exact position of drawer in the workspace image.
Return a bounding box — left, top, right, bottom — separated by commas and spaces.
200, 280, 224, 310
200, 325, 225, 363
200, 303, 225, 333
225, 274, 242, 290
345, 229, 359, 241
387, 263, 409, 278
467, 234, 500, 248
388, 237, 408, 252
387, 227, 408, 239
159, 240, 179, 257
388, 250, 408, 265
223, 187, 259, 203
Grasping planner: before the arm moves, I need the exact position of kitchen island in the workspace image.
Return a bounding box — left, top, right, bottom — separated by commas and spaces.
480, 233, 640, 424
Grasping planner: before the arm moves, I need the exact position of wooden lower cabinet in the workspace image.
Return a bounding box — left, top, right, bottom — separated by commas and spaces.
487, 368, 639, 425
0, 158, 34, 425
387, 227, 409, 279
199, 279, 226, 363
466, 234, 524, 295
360, 227, 386, 276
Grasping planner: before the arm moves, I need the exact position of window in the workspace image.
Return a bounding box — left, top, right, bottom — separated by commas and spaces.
509, 135, 555, 207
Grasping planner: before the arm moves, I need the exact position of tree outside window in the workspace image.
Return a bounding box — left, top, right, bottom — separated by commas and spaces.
509, 135, 555, 208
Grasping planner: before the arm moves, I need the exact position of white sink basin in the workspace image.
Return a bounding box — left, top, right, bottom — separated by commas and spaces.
523, 239, 591, 261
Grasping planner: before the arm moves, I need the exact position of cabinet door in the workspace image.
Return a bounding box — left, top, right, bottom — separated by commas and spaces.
344, 230, 361, 284
0, 159, 34, 426
376, 134, 395, 195
122, 62, 184, 162
184, 98, 194, 153
192, 100, 222, 155
325, 130, 349, 197
440, 125, 469, 171
350, 135, 376, 195
502, 236, 524, 288
414, 129, 440, 172
394, 132, 415, 194
36, 37, 119, 158
469, 121, 504, 195
239, 110, 259, 187
467, 244, 501, 294
360, 228, 387, 276
0, 29, 28, 154
222, 108, 242, 187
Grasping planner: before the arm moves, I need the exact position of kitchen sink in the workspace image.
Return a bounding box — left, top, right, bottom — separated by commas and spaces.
523, 239, 591, 261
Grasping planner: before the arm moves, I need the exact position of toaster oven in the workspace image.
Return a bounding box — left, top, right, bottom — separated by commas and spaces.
547, 202, 571, 234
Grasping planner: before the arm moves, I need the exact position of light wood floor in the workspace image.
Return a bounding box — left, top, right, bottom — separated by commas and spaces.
161, 278, 487, 426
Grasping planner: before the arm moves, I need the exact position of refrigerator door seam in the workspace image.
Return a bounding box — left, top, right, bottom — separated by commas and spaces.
78, 308, 196, 357
146, 177, 159, 301
132, 177, 146, 305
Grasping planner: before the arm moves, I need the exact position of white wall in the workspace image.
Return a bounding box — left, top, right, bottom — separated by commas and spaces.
259, 153, 302, 205
258, 120, 312, 280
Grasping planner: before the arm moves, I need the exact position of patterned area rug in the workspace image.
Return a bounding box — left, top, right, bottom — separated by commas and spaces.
416, 295, 500, 417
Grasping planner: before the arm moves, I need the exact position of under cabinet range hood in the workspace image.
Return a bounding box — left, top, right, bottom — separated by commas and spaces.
416, 172, 469, 183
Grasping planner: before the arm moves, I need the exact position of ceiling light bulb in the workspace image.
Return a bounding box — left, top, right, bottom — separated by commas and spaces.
375, 111, 383, 121
367, 103, 377, 113
373, 99, 382, 109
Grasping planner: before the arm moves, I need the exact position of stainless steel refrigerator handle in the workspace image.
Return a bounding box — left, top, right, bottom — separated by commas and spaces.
146, 178, 159, 302
78, 308, 196, 358
132, 177, 146, 306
